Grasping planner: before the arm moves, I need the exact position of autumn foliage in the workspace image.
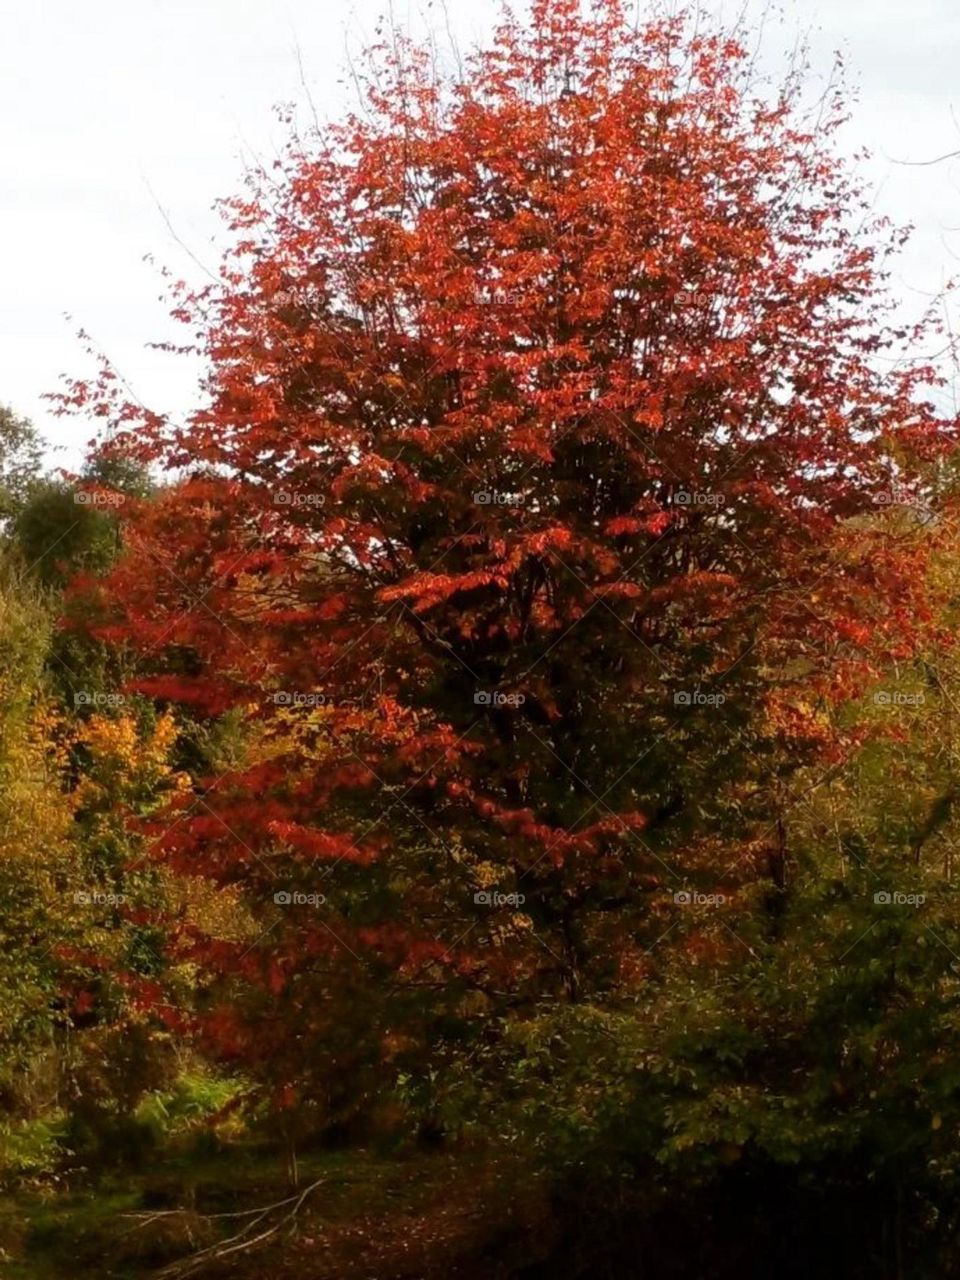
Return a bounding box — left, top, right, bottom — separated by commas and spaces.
58, 0, 957, 1115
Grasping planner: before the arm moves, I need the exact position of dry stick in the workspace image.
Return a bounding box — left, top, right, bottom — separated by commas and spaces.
159, 1209, 274, 1279
153, 1177, 327, 1279
123, 1184, 312, 1225
889, 148, 960, 168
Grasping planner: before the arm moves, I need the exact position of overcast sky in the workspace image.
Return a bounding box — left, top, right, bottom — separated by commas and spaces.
3, 0, 960, 469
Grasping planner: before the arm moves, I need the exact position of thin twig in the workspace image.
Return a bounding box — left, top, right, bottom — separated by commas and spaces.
153, 1176, 327, 1278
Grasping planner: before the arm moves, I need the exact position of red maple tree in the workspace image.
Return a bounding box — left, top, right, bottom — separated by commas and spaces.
62, 0, 956, 1091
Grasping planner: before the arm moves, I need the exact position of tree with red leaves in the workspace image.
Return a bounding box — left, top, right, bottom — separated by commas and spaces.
63, 0, 956, 1117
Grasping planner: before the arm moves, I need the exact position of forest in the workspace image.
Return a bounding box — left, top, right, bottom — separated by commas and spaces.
3, 2, 960, 1276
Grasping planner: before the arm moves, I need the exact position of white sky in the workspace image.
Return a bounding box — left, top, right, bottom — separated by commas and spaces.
2, 0, 960, 469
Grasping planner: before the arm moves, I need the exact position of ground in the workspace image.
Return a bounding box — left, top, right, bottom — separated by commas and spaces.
0, 1144, 555, 1279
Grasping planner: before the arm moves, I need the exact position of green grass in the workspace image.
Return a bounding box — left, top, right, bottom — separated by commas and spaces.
0, 1142, 546, 1279
0, 1114, 68, 1184
1, 1185, 142, 1279
135, 1071, 244, 1138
